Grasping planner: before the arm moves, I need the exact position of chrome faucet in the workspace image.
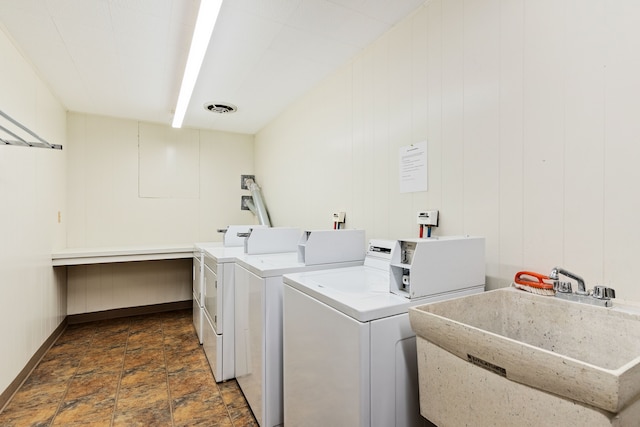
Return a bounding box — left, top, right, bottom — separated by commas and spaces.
549, 267, 587, 295
548, 266, 615, 307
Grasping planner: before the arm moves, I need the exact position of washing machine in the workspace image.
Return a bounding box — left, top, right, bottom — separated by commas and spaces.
234, 229, 366, 427
282, 237, 486, 427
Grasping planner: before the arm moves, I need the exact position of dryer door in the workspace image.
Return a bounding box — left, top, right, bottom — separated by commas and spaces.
204, 260, 220, 333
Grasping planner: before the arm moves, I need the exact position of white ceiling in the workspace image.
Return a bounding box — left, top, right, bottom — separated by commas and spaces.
0, 0, 425, 134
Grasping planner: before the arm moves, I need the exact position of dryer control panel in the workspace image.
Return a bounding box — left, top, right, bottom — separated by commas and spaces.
389, 236, 485, 299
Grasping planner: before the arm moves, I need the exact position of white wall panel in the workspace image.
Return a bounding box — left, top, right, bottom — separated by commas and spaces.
255, 0, 640, 300
0, 28, 67, 394
199, 130, 255, 237
66, 113, 255, 246
603, 0, 640, 302
66, 260, 191, 315
462, 0, 500, 279
522, 0, 566, 273
498, 0, 525, 280
138, 123, 200, 199
388, 20, 417, 239
563, 0, 606, 284
370, 37, 392, 239
306, 68, 353, 229
425, 1, 443, 221
439, 0, 465, 235
350, 56, 366, 231
410, 6, 430, 219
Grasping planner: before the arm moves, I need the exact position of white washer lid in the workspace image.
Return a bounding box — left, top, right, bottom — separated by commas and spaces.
283, 266, 421, 322
203, 246, 246, 263
284, 266, 484, 322
235, 252, 362, 278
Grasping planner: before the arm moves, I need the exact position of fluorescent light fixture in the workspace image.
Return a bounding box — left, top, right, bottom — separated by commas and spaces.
172, 0, 223, 128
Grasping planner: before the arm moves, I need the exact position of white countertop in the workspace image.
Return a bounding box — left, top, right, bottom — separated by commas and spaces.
51, 243, 196, 266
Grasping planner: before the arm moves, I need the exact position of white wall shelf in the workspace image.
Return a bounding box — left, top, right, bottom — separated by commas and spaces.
52, 243, 194, 266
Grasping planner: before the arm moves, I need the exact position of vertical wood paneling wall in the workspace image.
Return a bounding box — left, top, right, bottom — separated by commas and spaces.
0, 28, 67, 394
255, 0, 640, 302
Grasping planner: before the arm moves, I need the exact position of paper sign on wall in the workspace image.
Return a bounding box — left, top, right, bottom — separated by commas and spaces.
399, 142, 427, 193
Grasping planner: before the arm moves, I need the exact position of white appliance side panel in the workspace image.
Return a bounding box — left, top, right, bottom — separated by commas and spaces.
264, 276, 285, 427
193, 255, 203, 305
235, 265, 265, 425
193, 255, 203, 343
234, 264, 250, 378
192, 295, 203, 344
204, 262, 220, 331
202, 312, 224, 382
222, 262, 235, 379
370, 313, 428, 427
283, 285, 370, 427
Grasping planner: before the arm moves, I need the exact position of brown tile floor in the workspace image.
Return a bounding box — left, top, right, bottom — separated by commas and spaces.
0, 309, 258, 427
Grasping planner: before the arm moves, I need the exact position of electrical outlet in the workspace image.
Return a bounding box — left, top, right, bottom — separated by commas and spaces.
417, 210, 438, 226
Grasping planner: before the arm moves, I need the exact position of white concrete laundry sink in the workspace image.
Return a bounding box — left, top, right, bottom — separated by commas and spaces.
408, 287, 640, 415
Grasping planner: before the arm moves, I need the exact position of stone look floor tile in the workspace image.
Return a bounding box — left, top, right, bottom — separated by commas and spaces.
127, 329, 163, 344
116, 368, 169, 413
172, 393, 231, 425
91, 330, 129, 348
28, 357, 81, 385
168, 369, 218, 398
97, 319, 131, 334
66, 372, 119, 399
76, 346, 126, 375
165, 348, 210, 374
0, 404, 59, 426
123, 347, 166, 371
164, 334, 199, 349
0, 309, 258, 426
112, 401, 172, 427
52, 395, 116, 426
4, 376, 69, 410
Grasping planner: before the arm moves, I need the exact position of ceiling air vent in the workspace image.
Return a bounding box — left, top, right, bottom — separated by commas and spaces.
204, 103, 237, 114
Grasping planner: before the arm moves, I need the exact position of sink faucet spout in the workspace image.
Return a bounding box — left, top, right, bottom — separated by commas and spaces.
549, 267, 587, 295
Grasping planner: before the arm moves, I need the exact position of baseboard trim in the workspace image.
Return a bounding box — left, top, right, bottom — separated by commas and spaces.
66, 300, 192, 325
1, 300, 192, 411
0, 317, 68, 412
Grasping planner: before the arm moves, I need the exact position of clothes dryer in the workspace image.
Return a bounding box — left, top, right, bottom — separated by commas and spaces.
202, 245, 244, 382
199, 226, 295, 380
193, 242, 222, 344
193, 225, 267, 345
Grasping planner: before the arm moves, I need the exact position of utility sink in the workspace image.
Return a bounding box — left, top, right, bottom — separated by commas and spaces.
408, 287, 640, 414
